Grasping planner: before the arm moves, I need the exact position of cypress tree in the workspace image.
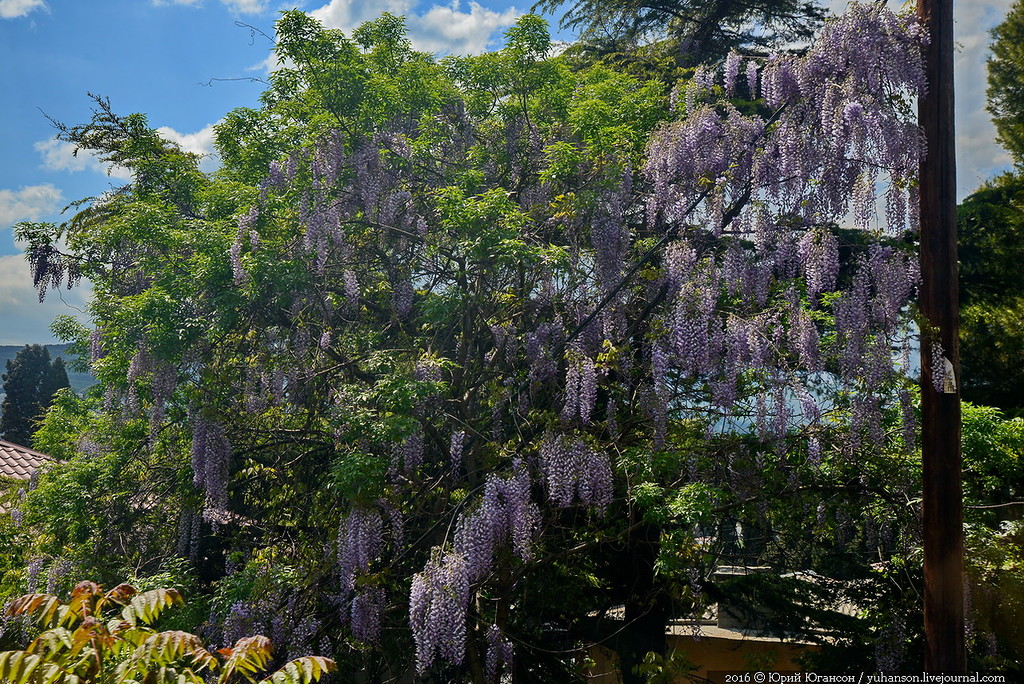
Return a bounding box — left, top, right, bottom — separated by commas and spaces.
0, 344, 70, 446
532, 0, 826, 66
988, 0, 1024, 166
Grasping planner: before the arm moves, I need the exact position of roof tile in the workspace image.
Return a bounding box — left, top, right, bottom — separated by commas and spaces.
0, 439, 51, 481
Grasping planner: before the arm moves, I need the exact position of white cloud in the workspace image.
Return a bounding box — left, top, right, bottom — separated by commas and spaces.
251, 51, 287, 74
310, 0, 414, 34
157, 122, 221, 172
414, 1, 521, 54
308, 0, 521, 55
35, 122, 221, 181
0, 185, 62, 228
35, 138, 134, 181
952, 0, 1015, 197
35, 138, 91, 173
0, 0, 45, 19
152, 0, 269, 12
156, 123, 217, 156
224, 0, 268, 12
0, 254, 91, 345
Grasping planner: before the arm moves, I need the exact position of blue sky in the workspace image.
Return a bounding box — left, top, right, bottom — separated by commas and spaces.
0, 0, 1015, 344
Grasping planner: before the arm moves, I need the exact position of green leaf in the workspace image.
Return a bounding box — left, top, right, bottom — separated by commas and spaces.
219, 635, 273, 683
0, 650, 64, 684
121, 588, 183, 626
257, 656, 336, 684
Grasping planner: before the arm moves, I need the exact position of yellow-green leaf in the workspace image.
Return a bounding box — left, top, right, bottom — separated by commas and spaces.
257, 656, 336, 684
121, 588, 183, 626
0, 650, 65, 684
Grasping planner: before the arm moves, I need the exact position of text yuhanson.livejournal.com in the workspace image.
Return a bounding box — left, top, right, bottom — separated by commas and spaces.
712, 672, 1007, 683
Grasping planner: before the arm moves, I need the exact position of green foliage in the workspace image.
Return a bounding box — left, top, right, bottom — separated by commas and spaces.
957, 174, 1024, 414
1, 345, 70, 447
0, 499, 30, 617
633, 648, 696, 683
30, 390, 93, 464
964, 521, 1024, 670
329, 450, 388, 501
532, 0, 826, 67
6, 7, 965, 681
989, 0, 1024, 166
23, 393, 192, 583
958, 174, 1024, 303
961, 403, 1024, 512
956, 404, 1024, 670
0, 581, 335, 684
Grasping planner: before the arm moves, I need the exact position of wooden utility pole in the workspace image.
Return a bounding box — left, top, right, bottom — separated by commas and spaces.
917, 0, 965, 672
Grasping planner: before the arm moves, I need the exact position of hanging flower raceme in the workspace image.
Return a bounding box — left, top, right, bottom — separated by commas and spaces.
409, 549, 470, 673
337, 506, 384, 593
562, 349, 598, 425
337, 503, 402, 643
190, 413, 231, 517
485, 623, 514, 683
539, 433, 613, 513
453, 459, 540, 581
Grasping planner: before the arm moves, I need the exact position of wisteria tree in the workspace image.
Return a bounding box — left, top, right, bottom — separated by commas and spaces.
13, 5, 930, 681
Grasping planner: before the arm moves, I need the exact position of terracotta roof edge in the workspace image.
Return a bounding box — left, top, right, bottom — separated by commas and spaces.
0, 439, 53, 460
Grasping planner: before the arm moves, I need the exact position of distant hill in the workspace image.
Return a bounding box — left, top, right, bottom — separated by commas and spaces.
0, 344, 96, 399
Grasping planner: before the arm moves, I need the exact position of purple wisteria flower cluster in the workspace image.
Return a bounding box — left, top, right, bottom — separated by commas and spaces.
636, 2, 926, 457
336, 503, 403, 642
454, 459, 540, 581
31, 3, 931, 677
562, 349, 598, 424
539, 432, 613, 513
409, 549, 470, 673
649, 3, 925, 234
190, 413, 231, 518
485, 623, 514, 683
337, 506, 384, 593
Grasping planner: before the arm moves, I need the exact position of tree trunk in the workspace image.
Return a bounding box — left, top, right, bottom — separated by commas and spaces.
617, 522, 669, 684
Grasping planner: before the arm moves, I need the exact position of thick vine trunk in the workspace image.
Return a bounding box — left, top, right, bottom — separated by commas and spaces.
617, 523, 670, 684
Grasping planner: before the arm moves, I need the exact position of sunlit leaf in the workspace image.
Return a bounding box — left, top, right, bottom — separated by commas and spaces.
256, 656, 336, 684
121, 587, 183, 626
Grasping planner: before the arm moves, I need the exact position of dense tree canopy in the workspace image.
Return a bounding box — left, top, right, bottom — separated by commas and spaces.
3, 5, 957, 681
957, 174, 1024, 415
952, 0, 1024, 418
988, 0, 1024, 167
533, 0, 826, 67
0, 345, 69, 447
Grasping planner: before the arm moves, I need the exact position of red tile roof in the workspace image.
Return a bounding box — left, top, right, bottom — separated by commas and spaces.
0, 439, 51, 480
